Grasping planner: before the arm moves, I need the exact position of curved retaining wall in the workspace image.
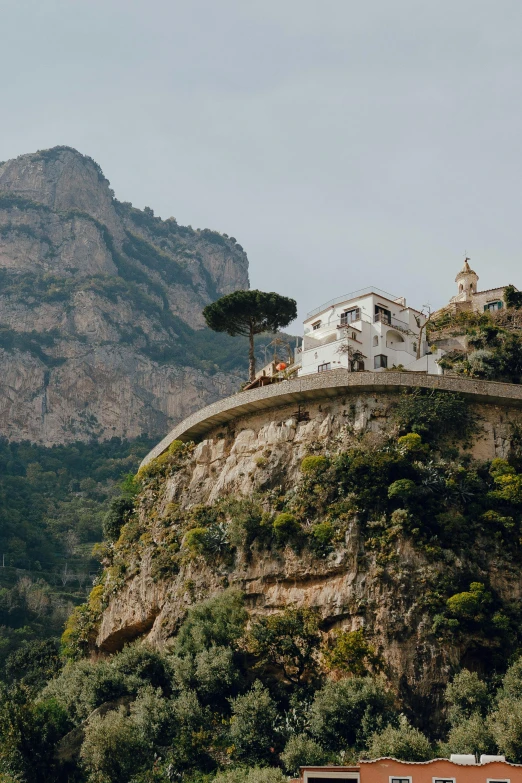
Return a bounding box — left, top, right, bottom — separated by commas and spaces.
141, 370, 522, 467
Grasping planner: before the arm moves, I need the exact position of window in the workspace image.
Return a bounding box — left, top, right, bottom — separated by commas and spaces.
351, 331, 357, 340
318, 363, 331, 372
312, 320, 321, 330
373, 336, 379, 346
390, 778, 411, 783
433, 778, 456, 783
486, 779, 510, 783
484, 301, 503, 312
374, 354, 388, 369
340, 308, 360, 325
412, 341, 417, 354
375, 305, 391, 324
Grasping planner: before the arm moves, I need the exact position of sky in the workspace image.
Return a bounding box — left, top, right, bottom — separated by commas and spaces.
2, 0, 522, 324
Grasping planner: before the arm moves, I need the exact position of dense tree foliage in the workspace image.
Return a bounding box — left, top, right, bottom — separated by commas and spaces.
203, 290, 297, 380
0, 437, 152, 677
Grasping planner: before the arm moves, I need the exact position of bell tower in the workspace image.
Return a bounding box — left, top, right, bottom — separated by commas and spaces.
455, 257, 479, 300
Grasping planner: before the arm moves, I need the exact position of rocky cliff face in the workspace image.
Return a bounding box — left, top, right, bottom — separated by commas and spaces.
93, 388, 522, 709
0, 146, 249, 444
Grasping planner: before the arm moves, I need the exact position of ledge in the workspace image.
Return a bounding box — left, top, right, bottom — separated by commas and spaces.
141, 370, 522, 466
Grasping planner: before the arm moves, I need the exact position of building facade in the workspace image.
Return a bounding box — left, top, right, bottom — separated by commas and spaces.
443, 257, 513, 316
298, 287, 431, 377
300, 757, 522, 782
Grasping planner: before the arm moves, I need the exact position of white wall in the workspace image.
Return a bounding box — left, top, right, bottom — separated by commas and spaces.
299, 292, 427, 376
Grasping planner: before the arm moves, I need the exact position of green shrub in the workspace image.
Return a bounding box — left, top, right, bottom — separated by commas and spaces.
439, 713, 495, 757
505, 284, 522, 309
272, 513, 300, 544
397, 432, 428, 457
229, 681, 281, 764
366, 714, 432, 761
227, 501, 267, 549
490, 472, 522, 505
444, 669, 491, 725
387, 478, 417, 502
110, 644, 173, 695
174, 589, 247, 656
5, 639, 61, 690
247, 607, 321, 683
80, 705, 147, 783
323, 629, 379, 676
42, 660, 127, 724
281, 734, 328, 775
500, 657, 522, 698
394, 388, 476, 444
309, 522, 335, 556
193, 645, 240, 702
446, 582, 491, 621
103, 497, 134, 543
488, 698, 522, 762
183, 527, 211, 557
301, 455, 329, 473
490, 458, 516, 477
308, 677, 397, 752
0, 688, 71, 783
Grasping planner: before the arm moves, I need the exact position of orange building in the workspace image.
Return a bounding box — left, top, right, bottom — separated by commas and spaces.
300, 757, 522, 782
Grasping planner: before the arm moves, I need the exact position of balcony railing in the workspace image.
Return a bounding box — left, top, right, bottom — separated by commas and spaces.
307, 286, 404, 319
374, 312, 411, 333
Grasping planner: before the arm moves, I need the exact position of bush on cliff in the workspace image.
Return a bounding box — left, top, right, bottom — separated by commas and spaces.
173, 589, 248, 657
366, 714, 433, 761
229, 681, 281, 764
247, 607, 321, 683
393, 388, 477, 445
308, 677, 397, 752
272, 512, 301, 546
281, 733, 328, 775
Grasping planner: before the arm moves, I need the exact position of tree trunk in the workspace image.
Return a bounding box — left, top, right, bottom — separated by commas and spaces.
248, 327, 256, 381
416, 323, 424, 360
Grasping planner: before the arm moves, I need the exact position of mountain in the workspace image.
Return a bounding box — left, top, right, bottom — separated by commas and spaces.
0, 146, 250, 445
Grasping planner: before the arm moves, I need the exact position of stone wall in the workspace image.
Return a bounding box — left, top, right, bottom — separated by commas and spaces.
142, 370, 522, 466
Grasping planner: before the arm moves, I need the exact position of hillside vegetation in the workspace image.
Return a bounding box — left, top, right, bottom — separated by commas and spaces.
0, 437, 153, 679
429, 295, 522, 382
4, 389, 522, 782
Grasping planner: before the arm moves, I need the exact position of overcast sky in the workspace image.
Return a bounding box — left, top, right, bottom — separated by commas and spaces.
2, 0, 522, 323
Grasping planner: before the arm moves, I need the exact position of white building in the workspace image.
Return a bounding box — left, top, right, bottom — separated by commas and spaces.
439, 256, 517, 316
298, 287, 439, 376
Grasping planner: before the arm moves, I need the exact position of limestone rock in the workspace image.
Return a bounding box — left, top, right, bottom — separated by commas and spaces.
0, 146, 250, 444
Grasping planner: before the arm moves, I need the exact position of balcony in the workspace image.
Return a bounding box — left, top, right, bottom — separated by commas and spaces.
374, 312, 411, 334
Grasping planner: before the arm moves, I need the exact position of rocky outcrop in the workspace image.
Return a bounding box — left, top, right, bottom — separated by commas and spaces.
96, 387, 522, 703
0, 146, 249, 443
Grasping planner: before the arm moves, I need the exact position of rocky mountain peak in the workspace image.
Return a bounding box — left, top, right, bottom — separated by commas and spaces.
0, 146, 251, 444
0, 146, 120, 235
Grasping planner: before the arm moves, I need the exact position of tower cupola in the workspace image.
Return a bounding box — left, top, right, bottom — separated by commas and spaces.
455, 257, 479, 300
